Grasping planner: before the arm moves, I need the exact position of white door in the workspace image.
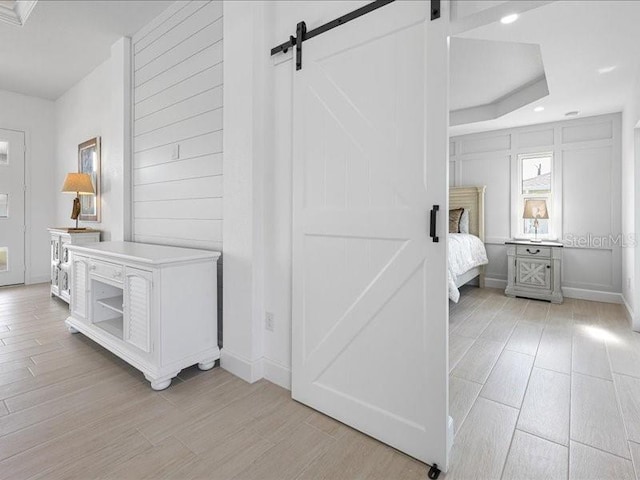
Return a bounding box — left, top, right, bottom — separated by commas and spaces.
291, 1, 450, 470
0, 128, 25, 286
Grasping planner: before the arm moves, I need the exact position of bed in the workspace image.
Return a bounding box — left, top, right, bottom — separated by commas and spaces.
448, 186, 489, 302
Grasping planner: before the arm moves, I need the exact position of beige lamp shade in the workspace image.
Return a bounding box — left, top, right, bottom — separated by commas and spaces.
523, 199, 549, 219
61, 173, 95, 195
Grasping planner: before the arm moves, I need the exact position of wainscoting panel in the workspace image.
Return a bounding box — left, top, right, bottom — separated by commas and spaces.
459, 133, 511, 155
562, 248, 613, 291
518, 128, 554, 149
562, 146, 613, 239
485, 244, 508, 281
459, 154, 511, 240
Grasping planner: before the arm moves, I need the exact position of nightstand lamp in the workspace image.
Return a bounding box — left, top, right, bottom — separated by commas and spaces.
61, 173, 95, 230
523, 199, 548, 243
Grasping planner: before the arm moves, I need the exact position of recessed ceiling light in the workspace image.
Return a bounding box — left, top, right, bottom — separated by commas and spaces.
565, 111, 580, 117
534, 106, 544, 112
500, 13, 519, 24
598, 66, 616, 74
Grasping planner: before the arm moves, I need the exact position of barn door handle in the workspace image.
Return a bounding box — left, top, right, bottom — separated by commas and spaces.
429, 205, 440, 243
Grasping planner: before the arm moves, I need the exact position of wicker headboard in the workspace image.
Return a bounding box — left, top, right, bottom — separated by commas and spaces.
449, 186, 486, 242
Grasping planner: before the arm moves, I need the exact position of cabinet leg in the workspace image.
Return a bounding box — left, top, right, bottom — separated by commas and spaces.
144, 372, 179, 391
198, 359, 216, 371
68, 326, 80, 334
150, 379, 172, 391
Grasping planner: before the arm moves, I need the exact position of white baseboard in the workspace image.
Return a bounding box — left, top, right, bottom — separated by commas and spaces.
484, 277, 507, 289
220, 349, 264, 384
26, 275, 49, 285
264, 358, 291, 390
220, 351, 292, 389
484, 277, 623, 304
561, 287, 623, 304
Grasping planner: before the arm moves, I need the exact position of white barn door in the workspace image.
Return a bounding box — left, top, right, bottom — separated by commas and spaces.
291, 1, 450, 470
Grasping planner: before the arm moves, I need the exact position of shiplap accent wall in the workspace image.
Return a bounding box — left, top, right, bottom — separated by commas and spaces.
131, 0, 223, 252
450, 113, 622, 301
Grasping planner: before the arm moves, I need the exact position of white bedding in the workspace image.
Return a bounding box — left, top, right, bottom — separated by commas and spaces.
448, 233, 488, 303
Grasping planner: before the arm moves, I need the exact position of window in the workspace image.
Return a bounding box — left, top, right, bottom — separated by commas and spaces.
0, 247, 7, 272
517, 152, 553, 239
0, 141, 7, 165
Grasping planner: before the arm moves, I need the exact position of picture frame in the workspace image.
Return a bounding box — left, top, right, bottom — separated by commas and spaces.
78, 137, 100, 222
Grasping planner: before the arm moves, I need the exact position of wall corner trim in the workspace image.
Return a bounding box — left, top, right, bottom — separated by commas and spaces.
263, 358, 292, 390
622, 294, 638, 331
220, 349, 264, 383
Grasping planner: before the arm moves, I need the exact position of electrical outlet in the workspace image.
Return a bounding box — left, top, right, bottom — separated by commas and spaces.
265, 312, 274, 332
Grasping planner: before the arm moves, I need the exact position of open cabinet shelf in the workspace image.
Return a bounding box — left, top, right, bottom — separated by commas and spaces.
97, 295, 124, 315
94, 316, 123, 339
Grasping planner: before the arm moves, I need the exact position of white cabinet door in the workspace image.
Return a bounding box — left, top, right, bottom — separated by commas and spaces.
291, 1, 449, 469
70, 256, 88, 320
124, 267, 152, 353
50, 235, 60, 296
516, 258, 551, 289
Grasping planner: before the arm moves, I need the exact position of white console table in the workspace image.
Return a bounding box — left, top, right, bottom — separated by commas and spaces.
65, 241, 221, 390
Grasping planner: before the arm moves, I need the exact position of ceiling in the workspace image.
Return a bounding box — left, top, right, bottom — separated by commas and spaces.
450, 0, 640, 136
0, 1, 173, 100
0, 1, 37, 26
450, 38, 545, 112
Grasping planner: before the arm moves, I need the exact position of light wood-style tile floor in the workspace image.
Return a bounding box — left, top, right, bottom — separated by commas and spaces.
3, 283, 639, 479
0, 283, 427, 480
448, 285, 640, 480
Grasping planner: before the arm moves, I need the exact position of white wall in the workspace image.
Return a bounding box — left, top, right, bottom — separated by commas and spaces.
261, 1, 371, 388
221, 0, 265, 382
621, 76, 640, 329
131, 0, 223, 251
0, 89, 55, 284
450, 113, 623, 303
55, 39, 131, 242
220, 0, 371, 388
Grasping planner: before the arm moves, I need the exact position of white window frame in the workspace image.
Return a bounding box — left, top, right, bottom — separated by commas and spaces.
512, 151, 559, 241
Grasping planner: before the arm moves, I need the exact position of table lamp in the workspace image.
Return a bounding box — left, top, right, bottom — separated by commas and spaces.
523, 199, 548, 242
61, 173, 95, 229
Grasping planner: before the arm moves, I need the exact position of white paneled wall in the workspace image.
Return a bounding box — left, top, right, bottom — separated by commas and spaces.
450, 113, 622, 301
131, 1, 223, 251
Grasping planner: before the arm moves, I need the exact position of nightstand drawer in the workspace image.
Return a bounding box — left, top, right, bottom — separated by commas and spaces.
516, 245, 551, 258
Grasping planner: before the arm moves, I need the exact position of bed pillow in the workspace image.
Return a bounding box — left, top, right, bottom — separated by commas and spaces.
459, 208, 470, 234
449, 208, 464, 233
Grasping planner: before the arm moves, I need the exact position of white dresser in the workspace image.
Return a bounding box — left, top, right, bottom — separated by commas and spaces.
65, 241, 221, 390
48, 228, 101, 303
505, 240, 563, 303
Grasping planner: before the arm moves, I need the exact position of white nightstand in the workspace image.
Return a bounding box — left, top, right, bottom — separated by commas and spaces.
505, 239, 563, 303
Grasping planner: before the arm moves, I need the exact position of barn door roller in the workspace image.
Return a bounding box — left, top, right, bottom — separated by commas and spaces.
270, 0, 442, 71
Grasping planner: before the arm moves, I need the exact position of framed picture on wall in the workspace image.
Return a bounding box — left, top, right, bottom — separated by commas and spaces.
78, 137, 101, 222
